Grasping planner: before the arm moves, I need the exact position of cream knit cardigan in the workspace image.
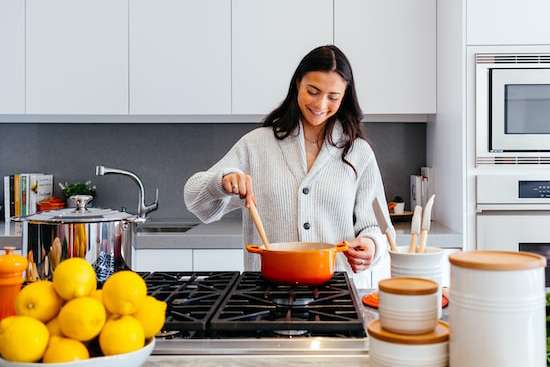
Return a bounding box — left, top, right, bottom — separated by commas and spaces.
184, 121, 392, 288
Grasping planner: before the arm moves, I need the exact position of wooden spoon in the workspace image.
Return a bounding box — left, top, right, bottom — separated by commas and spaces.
248, 202, 271, 250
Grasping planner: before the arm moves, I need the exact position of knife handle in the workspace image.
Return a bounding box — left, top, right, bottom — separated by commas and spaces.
408, 233, 417, 254
418, 230, 428, 253
385, 229, 398, 252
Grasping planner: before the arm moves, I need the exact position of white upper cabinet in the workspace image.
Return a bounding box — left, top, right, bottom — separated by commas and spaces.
130, 0, 231, 114
0, 0, 25, 113
26, 0, 128, 114
335, 0, 436, 114
232, 0, 333, 115
467, 0, 550, 45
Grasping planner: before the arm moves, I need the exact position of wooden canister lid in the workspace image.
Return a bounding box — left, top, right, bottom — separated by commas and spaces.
379, 277, 438, 295
449, 251, 546, 271
367, 320, 449, 345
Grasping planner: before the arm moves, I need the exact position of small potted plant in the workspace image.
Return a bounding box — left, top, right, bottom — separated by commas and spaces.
59, 180, 96, 207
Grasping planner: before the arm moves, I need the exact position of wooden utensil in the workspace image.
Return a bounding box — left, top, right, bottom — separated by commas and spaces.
418, 194, 436, 253
408, 205, 423, 253
372, 197, 398, 252
248, 202, 271, 250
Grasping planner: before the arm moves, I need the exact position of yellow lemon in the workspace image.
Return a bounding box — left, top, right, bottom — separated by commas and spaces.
91, 289, 112, 316
0, 315, 49, 362
15, 280, 63, 323
46, 316, 63, 337
43, 336, 89, 363
133, 296, 167, 338
58, 297, 106, 341
99, 315, 145, 356
53, 258, 96, 300
102, 271, 147, 315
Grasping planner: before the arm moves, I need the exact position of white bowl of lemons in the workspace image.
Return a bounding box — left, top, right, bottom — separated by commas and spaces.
0, 338, 155, 367
0, 258, 166, 366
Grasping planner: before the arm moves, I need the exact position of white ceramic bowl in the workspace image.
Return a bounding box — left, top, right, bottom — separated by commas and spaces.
0, 338, 155, 367
379, 288, 438, 335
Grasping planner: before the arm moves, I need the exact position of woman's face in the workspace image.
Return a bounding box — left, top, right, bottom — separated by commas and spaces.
297, 71, 347, 128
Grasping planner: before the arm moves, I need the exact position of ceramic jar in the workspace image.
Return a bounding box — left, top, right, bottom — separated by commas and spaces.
449, 251, 546, 367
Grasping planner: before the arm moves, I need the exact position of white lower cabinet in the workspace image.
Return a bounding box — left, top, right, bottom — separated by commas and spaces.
193, 249, 244, 272
133, 249, 192, 272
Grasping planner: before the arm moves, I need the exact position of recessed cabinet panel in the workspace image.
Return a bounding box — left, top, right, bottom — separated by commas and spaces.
27, 0, 128, 114
0, 0, 25, 113
467, 0, 550, 45
130, 0, 231, 114
335, 0, 436, 114
193, 249, 243, 272
232, 0, 333, 114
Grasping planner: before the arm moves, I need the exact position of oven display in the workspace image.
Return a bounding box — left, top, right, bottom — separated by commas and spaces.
519, 243, 550, 287
519, 181, 550, 198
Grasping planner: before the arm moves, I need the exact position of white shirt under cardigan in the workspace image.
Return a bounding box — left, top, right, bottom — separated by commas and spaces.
184, 121, 393, 288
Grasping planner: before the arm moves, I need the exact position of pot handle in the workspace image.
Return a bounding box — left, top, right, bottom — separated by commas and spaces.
246, 244, 264, 254
336, 241, 349, 252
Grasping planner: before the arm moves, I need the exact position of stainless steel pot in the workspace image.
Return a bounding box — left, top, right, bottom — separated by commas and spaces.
14, 166, 159, 283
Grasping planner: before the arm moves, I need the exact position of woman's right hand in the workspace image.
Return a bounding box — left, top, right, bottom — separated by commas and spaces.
222, 172, 256, 208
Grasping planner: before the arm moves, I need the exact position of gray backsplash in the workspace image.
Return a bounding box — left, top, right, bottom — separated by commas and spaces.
0, 123, 425, 221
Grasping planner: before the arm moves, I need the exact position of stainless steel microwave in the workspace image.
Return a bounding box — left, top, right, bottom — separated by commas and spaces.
476, 53, 550, 165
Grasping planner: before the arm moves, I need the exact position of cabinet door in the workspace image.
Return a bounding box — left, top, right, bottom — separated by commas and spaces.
133, 249, 193, 272
130, 0, 231, 114
335, 0, 436, 114
232, 0, 333, 114
27, 0, 128, 114
467, 0, 550, 45
0, 0, 25, 113
193, 249, 243, 272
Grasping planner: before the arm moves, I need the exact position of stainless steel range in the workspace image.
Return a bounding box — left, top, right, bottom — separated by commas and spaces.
141, 271, 369, 355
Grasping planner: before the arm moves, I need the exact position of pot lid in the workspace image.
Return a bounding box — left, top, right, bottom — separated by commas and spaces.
16, 195, 136, 223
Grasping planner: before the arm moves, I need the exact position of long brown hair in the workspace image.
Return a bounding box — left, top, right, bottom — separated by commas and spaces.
262, 45, 364, 175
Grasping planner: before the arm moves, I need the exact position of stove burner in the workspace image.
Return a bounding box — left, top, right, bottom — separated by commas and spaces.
156, 330, 181, 339
272, 297, 315, 307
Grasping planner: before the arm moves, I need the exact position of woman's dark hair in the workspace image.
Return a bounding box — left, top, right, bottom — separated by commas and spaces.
263, 45, 364, 175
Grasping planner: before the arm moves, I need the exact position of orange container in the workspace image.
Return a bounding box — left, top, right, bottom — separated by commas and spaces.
246, 242, 348, 285
0, 246, 28, 320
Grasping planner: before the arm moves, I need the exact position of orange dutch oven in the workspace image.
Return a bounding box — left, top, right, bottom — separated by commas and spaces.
246, 242, 348, 285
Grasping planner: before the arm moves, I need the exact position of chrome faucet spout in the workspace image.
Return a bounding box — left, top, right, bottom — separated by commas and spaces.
95, 165, 159, 221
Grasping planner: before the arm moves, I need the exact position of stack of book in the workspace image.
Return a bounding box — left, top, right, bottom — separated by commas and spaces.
3, 174, 54, 224
410, 167, 433, 210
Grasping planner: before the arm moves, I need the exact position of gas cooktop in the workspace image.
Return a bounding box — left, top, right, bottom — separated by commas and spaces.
140, 271, 368, 355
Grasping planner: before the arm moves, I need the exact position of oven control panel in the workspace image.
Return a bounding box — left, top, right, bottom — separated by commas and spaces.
519, 181, 550, 198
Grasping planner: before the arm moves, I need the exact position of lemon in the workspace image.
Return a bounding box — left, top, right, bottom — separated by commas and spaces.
99, 315, 145, 356
91, 289, 112, 316
58, 297, 106, 341
133, 296, 167, 338
15, 281, 63, 323
102, 271, 147, 315
43, 336, 89, 363
53, 258, 97, 300
46, 317, 63, 337
0, 316, 49, 362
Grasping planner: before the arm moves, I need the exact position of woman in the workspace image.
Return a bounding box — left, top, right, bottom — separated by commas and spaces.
184, 45, 392, 287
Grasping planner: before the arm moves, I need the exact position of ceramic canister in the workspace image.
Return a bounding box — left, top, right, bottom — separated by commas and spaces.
378, 277, 439, 334
368, 319, 449, 367
388, 246, 444, 317
449, 251, 546, 367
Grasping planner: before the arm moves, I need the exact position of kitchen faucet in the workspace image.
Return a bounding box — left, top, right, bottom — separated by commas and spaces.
95, 165, 159, 222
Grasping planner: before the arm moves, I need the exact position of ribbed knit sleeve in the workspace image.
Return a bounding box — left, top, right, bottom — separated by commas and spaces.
353, 151, 392, 266
184, 137, 249, 223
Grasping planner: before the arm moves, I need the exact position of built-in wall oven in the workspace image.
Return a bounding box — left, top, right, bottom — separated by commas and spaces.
476, 53, 550, 165
477, 174, 550, 285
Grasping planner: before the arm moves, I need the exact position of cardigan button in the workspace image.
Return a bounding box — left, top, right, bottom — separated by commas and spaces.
303, 222, 311, 230
302, 187, 310, 195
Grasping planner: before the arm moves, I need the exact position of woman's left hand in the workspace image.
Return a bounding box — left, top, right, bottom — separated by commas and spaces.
343, 237, 375, 273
